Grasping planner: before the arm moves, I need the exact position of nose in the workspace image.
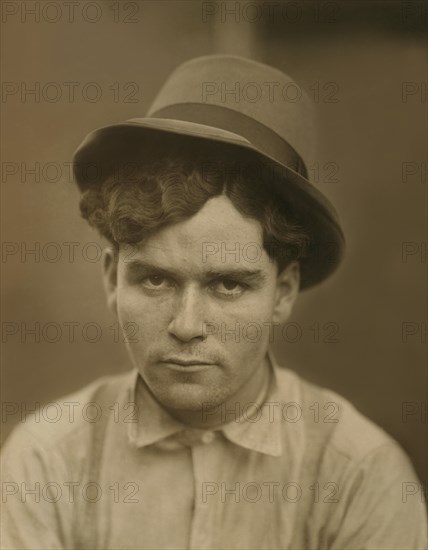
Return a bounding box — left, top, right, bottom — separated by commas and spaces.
168, 285, 206, 343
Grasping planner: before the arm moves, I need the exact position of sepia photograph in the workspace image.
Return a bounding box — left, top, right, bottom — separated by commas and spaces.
1, 1, 427, 548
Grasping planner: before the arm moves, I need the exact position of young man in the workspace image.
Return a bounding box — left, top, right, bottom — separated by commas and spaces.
2, 56, 426, 549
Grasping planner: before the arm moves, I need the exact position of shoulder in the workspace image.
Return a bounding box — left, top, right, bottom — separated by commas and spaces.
274, 365, 403, 463
275, 366, 427, 548
2, 370, 134, 464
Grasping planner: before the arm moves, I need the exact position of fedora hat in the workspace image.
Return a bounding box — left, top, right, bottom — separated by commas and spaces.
73, 55, 345, 289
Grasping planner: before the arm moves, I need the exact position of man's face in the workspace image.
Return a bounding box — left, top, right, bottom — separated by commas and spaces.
104, 195, 299, 415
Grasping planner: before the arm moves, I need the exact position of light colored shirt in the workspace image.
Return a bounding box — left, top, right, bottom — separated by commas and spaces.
1, 351, 427, 549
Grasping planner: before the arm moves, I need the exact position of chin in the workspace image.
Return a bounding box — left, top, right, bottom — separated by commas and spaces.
153, 382, 227, 412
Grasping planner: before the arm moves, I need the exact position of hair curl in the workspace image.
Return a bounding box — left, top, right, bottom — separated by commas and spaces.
79, 149, 310, 272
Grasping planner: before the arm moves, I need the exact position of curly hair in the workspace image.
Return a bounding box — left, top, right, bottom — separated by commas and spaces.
79, 147, 310, 272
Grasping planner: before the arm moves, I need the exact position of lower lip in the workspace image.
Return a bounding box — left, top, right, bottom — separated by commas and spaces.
160, 362, 215, 373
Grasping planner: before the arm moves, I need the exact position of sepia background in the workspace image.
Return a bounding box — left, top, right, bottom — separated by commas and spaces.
1, 0, 427, 487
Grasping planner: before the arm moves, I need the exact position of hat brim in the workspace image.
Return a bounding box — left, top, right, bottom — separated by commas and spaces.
73, 118, 345, 290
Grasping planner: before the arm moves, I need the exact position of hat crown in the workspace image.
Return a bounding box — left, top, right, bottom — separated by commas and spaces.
72, 55, 344, 289
147, 55, 316, 177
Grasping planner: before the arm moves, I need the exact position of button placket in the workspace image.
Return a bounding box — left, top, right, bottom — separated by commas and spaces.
188, 442, 218, 549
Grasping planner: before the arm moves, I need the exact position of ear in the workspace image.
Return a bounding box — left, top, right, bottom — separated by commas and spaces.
102, 247, 118, 315
272, 261, 300, 324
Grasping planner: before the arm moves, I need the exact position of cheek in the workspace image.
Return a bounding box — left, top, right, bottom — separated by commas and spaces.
216, 286, 277, 329
115, 287, 173, 336
210, 289, 277, 359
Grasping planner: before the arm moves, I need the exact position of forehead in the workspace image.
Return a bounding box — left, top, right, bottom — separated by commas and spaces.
120, 195, 271, 272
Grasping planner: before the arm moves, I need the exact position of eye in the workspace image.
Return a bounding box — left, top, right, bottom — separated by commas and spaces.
147, 275, 165, 286
212, 279, 247, 297
221, 279, 240, 291
141, 274, 174, 290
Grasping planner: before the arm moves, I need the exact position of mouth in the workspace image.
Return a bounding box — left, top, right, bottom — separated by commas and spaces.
160, 357, 216, 372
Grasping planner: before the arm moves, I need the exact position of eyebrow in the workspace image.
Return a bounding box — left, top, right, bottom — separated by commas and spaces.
124, 259, 266, 284
203, 268, 266, 284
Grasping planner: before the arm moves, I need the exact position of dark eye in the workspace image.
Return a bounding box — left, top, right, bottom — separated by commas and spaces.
148, 275, 165, 286
212, 278, 246, 297
221, 279, 240, 291
141, 274, 173, 291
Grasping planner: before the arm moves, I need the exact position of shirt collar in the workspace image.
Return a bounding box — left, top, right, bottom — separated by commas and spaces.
126, 349, 282, 457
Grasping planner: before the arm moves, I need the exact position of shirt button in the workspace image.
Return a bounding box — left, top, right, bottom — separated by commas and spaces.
201, 431, 214, 444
